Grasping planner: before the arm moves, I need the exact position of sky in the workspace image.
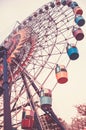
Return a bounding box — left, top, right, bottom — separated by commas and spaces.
0, 0, 86, 125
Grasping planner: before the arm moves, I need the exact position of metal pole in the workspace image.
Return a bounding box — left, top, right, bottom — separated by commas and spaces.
48, 108, 65, 130
0, 46, 12, 130
21, 73, 43, 130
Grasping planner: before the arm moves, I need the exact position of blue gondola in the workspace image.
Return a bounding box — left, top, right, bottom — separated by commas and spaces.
70, 1, 78, 9
75, 15, 85, 26
67, 44, 79, 60
40, 88, 52, 109
61, 0, 66, 6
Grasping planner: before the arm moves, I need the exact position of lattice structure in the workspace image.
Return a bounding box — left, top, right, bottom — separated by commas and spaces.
39, 114, 63, 130
0, 0, 85, 130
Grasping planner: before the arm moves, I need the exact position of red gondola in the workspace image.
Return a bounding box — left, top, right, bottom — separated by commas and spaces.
21, 109, 34, 129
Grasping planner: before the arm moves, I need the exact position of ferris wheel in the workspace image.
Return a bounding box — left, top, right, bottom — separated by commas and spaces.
0, 0, 85, 130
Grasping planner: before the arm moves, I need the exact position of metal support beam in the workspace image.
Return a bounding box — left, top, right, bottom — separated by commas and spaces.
21, 73, 43, 130
24, 73, 65, 130
0, 46, 12, 130
48, 108, 65, 130
25, 74, 40, 96
12, 60, 65, 130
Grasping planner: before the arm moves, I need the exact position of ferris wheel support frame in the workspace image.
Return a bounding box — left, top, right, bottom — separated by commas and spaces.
0, 46, 12, 130
21, 73, 43, 130
24, 71, 65, 130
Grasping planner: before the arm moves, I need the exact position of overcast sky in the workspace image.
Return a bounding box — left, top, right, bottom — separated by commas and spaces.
0, 0, 86, 124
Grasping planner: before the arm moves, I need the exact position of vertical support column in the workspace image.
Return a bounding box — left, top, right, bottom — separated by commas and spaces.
0, 46, 12, 130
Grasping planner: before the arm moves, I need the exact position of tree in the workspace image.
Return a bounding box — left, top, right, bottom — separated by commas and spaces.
70, 104, 86, 130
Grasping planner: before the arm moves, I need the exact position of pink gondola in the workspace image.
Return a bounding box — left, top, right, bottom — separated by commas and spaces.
73, 6, 83, 15
72, 27, 84, 41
